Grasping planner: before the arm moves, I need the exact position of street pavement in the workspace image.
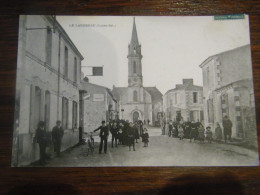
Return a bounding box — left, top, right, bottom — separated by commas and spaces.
45, 126, 259, 167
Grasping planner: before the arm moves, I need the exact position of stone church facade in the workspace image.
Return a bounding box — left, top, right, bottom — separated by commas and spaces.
112, 18, 163, 125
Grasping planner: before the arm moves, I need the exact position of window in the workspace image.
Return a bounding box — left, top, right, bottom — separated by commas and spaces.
170, 99, 173, 106
72, 101, 77, 129
46, 27, 52, 65
206, 67, 210, 87
62, 97, 69, 129
133, 91, 138, 102
193, 92, 198, 103
133, 61, 137, 74
64, 46, 68, 78
221, 94, 229, 118
74, 57, 77, 83
174, 93, 177, 104
34, 86, 41, 130
44, 91, 50, 131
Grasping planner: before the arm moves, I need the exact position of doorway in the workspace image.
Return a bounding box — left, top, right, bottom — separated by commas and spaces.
133, 111, 139, 123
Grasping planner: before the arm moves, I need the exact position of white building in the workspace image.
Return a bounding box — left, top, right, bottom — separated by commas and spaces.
163, 79, 203, 122
199, 45, 257, 146
12, 15, 84, 166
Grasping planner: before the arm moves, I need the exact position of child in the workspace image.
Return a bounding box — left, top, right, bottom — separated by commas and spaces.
178, 125, 184, 140
198, 124, 205, 143
142, 128, 149, 147
206, 126, 213, 143
90, 132, 94, 146
117, 123, 123, 145
87, 136, 94, 155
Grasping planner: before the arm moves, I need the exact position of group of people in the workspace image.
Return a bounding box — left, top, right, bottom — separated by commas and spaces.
92, 119, 150, 154
34, 120, 64, 165
161, 115, 233, 144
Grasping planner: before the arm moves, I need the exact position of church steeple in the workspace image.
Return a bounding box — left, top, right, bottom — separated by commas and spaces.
131, 17, 139, 46
128, 17, 143, 87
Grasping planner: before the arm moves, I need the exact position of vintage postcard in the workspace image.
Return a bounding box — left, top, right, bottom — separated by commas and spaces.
12, 15, 259, 167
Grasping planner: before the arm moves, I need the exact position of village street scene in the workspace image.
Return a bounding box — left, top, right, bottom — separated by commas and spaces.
12, 15, 259, 167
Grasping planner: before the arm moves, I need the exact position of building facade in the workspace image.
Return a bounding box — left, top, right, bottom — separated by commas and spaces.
199, 45, 257, 144
80, 79, 118, 133
112, 18, 163, 125
163, 79, 203, 122
12, 15, 84, 166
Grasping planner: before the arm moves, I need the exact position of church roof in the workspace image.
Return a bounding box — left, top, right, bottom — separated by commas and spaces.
112, 87, 128, 101
144, 87, 163, 104
112, 86, 162, 104
130, 17, 139, 45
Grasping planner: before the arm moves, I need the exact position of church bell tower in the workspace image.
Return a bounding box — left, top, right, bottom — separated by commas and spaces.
127, 17, 143, 87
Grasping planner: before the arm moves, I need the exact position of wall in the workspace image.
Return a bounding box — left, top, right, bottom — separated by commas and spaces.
13, 15, 82, 166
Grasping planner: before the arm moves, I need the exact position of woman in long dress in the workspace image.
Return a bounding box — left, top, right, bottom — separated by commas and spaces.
198, 124, 205, 143
215, 122, 223, 143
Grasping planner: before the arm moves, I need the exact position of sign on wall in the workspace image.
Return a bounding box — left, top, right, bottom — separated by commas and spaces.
93, 94, 105, 102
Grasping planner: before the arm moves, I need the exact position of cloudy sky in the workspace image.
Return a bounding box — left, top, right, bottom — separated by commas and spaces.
57, 15, 250, 94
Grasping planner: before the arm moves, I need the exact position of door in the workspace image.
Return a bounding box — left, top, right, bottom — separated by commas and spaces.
133, 111, 139, 123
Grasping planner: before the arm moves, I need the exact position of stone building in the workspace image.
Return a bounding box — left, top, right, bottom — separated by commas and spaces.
163, 79, 203, 122
199, 45, 257, 144
80, 78, 118, 133
112, 18, 163, 125
12, 15, 84, 166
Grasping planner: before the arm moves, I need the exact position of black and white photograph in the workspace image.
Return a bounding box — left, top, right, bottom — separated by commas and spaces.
12, 15, 259, 167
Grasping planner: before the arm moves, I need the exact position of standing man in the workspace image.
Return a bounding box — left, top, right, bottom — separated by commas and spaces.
223, 115, 233, 142
34, 121, 48, 165
52, 120, 64, 157
94, 121, 109, 154
110, 122, 118, 148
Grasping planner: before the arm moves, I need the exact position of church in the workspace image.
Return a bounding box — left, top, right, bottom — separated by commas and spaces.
112, 18, 163, 125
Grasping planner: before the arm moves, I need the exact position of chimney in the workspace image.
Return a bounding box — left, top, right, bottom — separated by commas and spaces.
183, 79, 193, 85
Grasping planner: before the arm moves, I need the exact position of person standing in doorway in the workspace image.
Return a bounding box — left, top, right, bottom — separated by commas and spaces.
215, 122, 223, 143
93, 121, 109, 154
52, 120, 64, 157
34, 121, 48, 165
223, 116, 232, 142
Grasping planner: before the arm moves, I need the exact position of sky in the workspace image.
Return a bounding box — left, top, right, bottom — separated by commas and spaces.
57, 15, 250, 94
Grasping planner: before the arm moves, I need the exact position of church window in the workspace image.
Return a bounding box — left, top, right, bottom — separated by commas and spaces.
193, 92, 198, 103
133, 61, 137, 74
133, 91, 138, 102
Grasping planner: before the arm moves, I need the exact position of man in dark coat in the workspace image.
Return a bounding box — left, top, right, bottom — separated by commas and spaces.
94, 121, 109, 154
138, 120, 144, 136
34, 121, 48, 165
134, 122, 140, 143
110, 122, 118, 148
223, 116, 232, 142
52, 120, 64, 156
